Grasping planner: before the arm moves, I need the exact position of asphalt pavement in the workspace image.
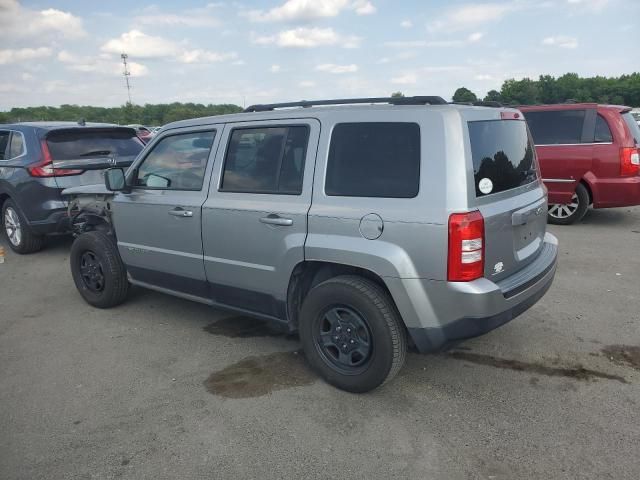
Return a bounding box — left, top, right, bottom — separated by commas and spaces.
1, 207, 639, 479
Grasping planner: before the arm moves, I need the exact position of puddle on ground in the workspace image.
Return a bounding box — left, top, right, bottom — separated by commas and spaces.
204, 350, 315, 398
601, 345, 640, 370
203, 316, 295, 340
448, 351, 627, 384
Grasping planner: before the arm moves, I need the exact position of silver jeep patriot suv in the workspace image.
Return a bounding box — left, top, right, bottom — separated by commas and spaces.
64, 96, 558, 393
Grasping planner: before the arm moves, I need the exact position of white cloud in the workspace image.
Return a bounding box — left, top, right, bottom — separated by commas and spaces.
475, 74, 493, 80
0, 47, 52, 65
384, 33, 484, 48
57, 49, 149, 77
428, 2, 517, 32
542, 35, 578, 48
468, 32, 484, 43
101, 30, 237, 64
0, 0, 86, 39
254, 27, 361, 48
400, 20, 413, 28
270, 64, 281, 73
299, 80, 316, 87
315, 63, 358, 74
134, 13, 220, 28
391, 73, 418, 85
246, 0, 376, 22
179, 50, 238, 64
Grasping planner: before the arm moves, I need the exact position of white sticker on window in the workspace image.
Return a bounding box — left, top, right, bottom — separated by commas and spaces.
479, 178, 493, 195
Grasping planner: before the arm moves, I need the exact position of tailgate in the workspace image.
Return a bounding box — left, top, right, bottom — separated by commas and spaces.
45, 127, 144, 188
467, 115, 547, 281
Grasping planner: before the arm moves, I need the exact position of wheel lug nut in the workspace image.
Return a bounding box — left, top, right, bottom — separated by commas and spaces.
334, 336, 339, 341
336, 326, 341, 332
350, 339, 355, 344
347, 328, 351, 333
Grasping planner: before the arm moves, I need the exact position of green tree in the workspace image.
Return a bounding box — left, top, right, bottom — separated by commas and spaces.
390, 91, 405, 98
500, 78, 540, 105
452, 87, 478, 103
483, 90, 502, 102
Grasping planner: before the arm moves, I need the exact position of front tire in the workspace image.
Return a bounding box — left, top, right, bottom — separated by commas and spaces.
299, 275, 407, 393
70, 231, 129, 308
2, 200, 45, 254
547, 183, 589, 225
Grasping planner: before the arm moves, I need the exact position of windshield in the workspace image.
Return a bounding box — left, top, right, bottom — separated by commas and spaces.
469, 119, 538, 197
46, 129, 144, 160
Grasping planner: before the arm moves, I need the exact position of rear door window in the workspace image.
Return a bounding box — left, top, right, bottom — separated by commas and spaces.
46, 129, 144, 160
594, 114, 613, 143
325, 122, 420, 198
0, 131, 9, 160
221, 126, 309, 195
523, 110, 586, 145
469, 119, 537, 197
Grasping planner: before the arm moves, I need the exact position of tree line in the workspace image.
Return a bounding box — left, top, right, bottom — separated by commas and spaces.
0, 102, 243, 126
453, 73, 640, 107
1, 73, 638, 126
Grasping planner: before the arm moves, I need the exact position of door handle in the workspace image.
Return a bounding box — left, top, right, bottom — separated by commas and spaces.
169, 208, 193, 218
260, 214, 293, 226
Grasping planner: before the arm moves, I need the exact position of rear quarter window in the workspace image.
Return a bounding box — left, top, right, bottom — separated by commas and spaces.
622, 112, 640, 145
523, 109, 585, 145
469, 119, 537, 197
325, 122, 420, 198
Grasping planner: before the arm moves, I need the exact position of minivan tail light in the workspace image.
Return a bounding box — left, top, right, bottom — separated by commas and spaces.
500, 111, 521, 120
620, 147, 640, 176
448, 211, 485, 282
27, 141, 83, 177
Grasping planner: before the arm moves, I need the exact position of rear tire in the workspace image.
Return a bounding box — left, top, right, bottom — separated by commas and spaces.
2, 199, 45, 254
548, 183, 589, 225
70, 231, 129, 308
299, 275, 407, 393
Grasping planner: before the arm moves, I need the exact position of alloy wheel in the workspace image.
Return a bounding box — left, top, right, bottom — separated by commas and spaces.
4, 207, 22, 247
548, 194, 579, 219
79, 251, 106, 292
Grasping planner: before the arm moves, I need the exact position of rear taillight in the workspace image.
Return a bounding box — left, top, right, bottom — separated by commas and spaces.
448, 211, 485, 282
620, 147, 640, 176
27, 141, 83, 177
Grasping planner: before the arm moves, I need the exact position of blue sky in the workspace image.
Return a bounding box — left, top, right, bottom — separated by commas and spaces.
0, 0, 637, 109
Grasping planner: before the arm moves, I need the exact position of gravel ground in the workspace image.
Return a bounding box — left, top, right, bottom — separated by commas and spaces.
1, 207, 639, 479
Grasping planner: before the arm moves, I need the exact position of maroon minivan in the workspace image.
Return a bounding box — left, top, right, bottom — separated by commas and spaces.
520, 103, 640, 224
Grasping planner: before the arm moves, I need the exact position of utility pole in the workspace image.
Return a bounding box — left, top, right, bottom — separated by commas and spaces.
121, 53, 132, 105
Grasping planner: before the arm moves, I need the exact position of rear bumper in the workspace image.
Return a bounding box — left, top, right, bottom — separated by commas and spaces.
28, 208, 70, 235
387, 233, 558, 353
591, 175, 640, 209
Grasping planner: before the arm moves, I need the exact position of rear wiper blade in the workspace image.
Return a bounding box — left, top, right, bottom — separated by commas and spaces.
79, 150, 112, 157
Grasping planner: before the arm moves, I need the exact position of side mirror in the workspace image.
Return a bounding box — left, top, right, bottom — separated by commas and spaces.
104, 168, 127, 192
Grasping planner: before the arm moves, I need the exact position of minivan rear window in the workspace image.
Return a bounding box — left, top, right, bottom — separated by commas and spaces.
523, 110, 585, 145
468, 120, 537, 197
46, 129, 144, 160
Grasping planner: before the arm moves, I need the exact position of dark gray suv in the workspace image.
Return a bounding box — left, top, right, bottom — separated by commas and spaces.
0, 122, 144, 253
63, 97, 559, 392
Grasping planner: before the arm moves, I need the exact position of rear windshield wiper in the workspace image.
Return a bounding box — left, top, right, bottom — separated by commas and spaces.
79, 150, 112, 157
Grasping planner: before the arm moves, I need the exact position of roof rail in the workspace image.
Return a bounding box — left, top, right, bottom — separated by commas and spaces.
473, 100, 503, 108
243, 96, 447, 112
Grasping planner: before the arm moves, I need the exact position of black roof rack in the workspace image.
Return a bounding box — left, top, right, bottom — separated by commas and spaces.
449, 101, 504, 108
243, 96, 447, 112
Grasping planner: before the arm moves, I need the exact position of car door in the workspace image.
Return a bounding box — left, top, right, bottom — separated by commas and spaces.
524, 108, 593, 205
111, 126, 221, 299
202, 119, 319, 320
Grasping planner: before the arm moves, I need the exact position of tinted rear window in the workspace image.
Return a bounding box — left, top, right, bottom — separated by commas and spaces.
622, 112, 640, 144
523, 110, 585, 145
326, 122, 420, 198
46, 129, 144, 160
469, 120, 537, 197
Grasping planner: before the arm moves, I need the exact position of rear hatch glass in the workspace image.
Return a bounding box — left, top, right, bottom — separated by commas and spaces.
46, 128, 144, 170
468, 119, 538, 197
468, 117, 545, 282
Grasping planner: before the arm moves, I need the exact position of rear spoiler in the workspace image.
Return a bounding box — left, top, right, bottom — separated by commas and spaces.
52, 156, 134, 171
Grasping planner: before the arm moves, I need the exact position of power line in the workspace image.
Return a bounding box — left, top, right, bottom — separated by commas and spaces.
121, 53, 132, 105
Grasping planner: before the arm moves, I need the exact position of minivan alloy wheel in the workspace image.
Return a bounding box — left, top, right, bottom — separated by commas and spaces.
548, 194, 579, 219
4, 207, 22, 247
